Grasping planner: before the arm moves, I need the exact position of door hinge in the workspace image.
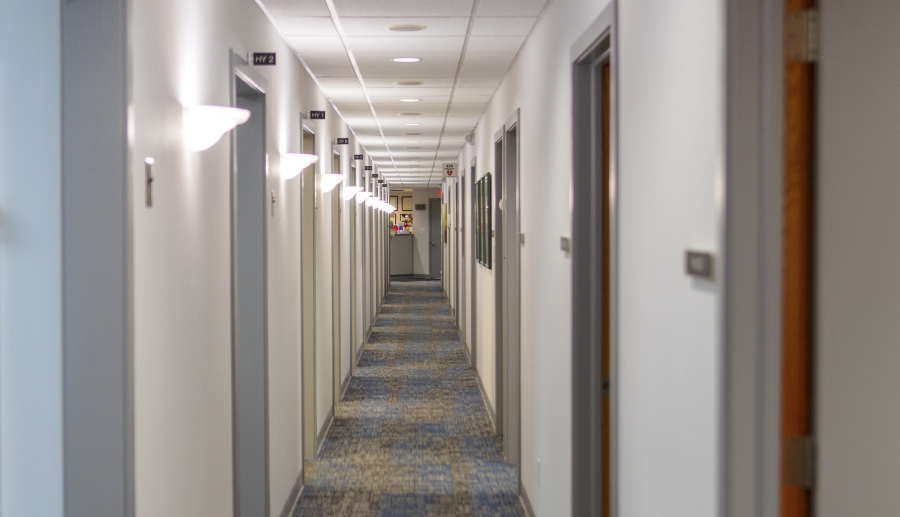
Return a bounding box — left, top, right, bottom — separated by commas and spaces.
601, 376, 610, 398
786, 8, 819, 63
785, 435, 816, 489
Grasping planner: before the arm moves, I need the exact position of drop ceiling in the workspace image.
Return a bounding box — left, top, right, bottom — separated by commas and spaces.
259, 0, 549, 188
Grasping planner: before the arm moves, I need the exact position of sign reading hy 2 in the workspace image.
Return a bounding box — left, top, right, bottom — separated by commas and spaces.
251, 53, 276, 65
444, 163, 456, 177
309, 111, 326, 120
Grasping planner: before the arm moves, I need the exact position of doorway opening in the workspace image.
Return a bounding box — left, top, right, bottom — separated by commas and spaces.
428, 198, 442, 280
301, 125, 317, 469
494, 112, 522, 471
231, 60, 269, 517
571, 9, 616, 516
469, 160, 478, 369
331, 147, 344, 408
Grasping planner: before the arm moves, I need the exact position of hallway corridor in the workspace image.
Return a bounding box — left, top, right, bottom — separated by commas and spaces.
294, 280, 522, 516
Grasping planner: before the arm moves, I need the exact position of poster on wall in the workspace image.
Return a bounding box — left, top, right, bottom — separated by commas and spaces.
390, 196, 399, 210
402, 196, 413, 211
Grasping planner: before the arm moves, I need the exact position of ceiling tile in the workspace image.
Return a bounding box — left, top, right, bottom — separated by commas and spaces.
346, 36, 465, 54
276, 16, 337, 36
332, 0, 476, 17
259, 0, 331, 17
341, 17, 471, 36
471, 16, 538, 36
477, 0, 549, 17
467, 35, 527, 53
459, 51, 517, 78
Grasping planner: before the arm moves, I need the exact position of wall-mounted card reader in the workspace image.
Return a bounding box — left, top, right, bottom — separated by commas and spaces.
685, 250, 714, 279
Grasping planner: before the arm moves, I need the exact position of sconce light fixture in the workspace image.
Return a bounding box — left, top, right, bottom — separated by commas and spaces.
366, 196, 378, 207
281, 153, 319, 180
343, 186, 363, 201
320, 173, 344, 193
183, 105, 250, 152
356, 191, 372, 203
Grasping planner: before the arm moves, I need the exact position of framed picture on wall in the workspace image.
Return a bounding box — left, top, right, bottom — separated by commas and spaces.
390, 196, 399, 210
402, 196, 413, 211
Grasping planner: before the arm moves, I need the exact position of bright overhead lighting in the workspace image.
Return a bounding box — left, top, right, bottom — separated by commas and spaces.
343, 186, 363, 200
356, 191, 372, 203
388, 25, 426, 32
404, 123, 421, 126
400, 113, 421, 116
320, 173, 344, 193
400, 99, 421, 103
280, 153, 319, 180
392, 57, 421, 63
183, 106, 250, 152
396, 81, 424, 86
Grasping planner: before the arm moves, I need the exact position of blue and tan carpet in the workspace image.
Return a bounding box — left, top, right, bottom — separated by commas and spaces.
293, 279, 523, 516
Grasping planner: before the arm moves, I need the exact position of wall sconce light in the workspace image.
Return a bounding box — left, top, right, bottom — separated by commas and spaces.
281, 153, 319, 180
320, 173, 344, 193
366, 196, 377, 207
356, 191, 372, 203
183, 105, 251, 152
343, 186, 363, 201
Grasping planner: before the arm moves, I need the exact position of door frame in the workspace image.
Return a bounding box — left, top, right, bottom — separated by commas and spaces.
229, 51, 270, 517
428, 198, 442, 280
300, 122, 317, 470
469, 159, 478, 369
493, 109, 523, 471
723, 0, 788, 514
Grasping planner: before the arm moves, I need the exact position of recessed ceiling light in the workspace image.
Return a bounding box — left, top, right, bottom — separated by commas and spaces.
400, 113, 421, 116
405, 132, 422, 136
407, 147, 421, 149
400, 99, 421, 103
395, 81, 424, 86
404, 123, 421, 126
388, 24, 427, 32
392, 57, 421, 63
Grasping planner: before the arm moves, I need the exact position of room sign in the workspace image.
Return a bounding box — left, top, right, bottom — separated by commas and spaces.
337, 138, 349, 144
251, 52, 276, 65
309, 111, 326, 120
354, 154, 363, 160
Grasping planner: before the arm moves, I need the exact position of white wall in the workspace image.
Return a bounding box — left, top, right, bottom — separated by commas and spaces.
0, 3, 63, 516
457, 0, 726, 514
129, 0, 360, 514
817, 1, 900, 514
412, 188, 441, 277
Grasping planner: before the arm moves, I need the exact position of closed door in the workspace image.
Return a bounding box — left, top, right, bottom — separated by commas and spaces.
429, 198, 442, 280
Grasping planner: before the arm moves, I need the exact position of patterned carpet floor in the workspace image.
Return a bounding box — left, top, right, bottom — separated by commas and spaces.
293, 279, 523, 517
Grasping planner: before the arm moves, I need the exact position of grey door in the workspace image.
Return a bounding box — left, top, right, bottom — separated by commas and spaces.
429, 198, 442, 280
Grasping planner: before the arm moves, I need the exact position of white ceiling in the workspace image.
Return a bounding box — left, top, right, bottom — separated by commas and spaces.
260, 0, 549, 188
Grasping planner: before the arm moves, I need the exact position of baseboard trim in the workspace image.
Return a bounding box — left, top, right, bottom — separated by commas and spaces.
315, 406, 334, 454
464, 339, 496, 431
278, 468, 305, 517
519, 483, 537, 517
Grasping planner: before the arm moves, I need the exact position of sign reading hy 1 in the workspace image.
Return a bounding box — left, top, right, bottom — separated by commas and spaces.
444, 163, 456, 177
309, 111, 326, 120
251, 53, 276, 65
354, 154, 364, 160
337, 138, 349, 145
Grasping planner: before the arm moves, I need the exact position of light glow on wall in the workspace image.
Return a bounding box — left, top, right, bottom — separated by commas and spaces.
320, 173, 344, 192
281, 153, 319, 180
343, 186, 363, 200
183, 105, 250, 152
